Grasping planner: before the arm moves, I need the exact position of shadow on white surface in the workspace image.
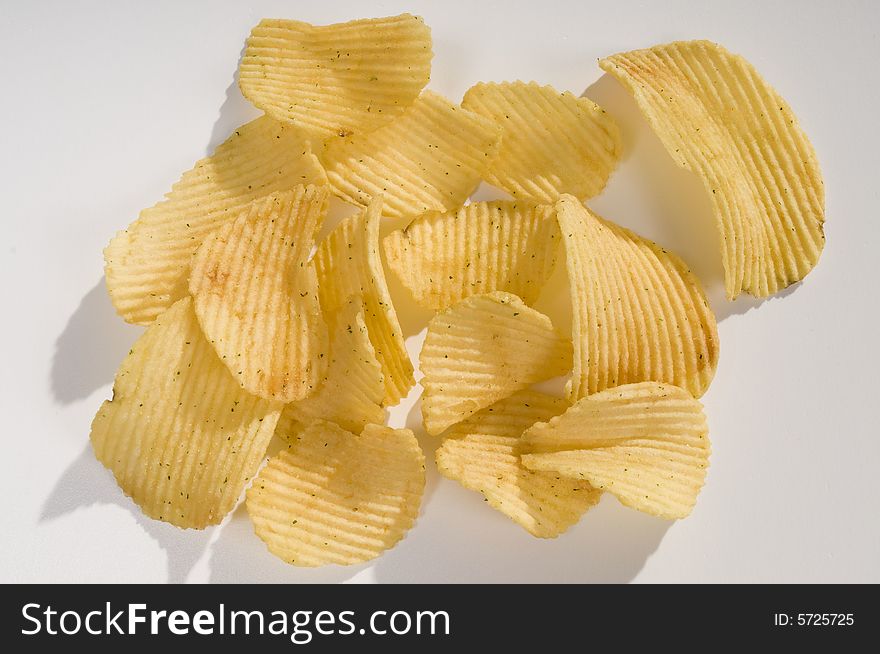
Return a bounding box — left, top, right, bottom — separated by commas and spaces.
372, 490, 669, 583
205, 44, 260, 155
403, 395, 444, 513
41, 445, 211, 583
51, 277, 142, 404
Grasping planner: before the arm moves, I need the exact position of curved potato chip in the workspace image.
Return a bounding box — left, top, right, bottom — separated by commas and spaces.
247, 421, 425, 567
557, 195, 718, 400
521, 382, 710, 519
90, 297, 281, 529
600, 40, 825, 299
322, 90, 502, 218
189, 187, 329, 402
283, 297, 386, 434
105, 116, 326, 325
313, 197, 413, 404
461, 81, 621, 203
239, 14, 432, 140
420, 291, 572, 435
383, 200, 560, 311
436, 390, 601, 538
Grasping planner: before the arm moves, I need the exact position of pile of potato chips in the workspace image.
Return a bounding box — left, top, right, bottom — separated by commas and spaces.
93, 14, 824, 566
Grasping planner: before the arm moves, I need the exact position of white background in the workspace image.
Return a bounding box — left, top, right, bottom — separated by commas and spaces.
2, 0, 878, 583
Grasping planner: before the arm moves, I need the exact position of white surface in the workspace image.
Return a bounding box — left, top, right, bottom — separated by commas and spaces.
1, 0, 878, 584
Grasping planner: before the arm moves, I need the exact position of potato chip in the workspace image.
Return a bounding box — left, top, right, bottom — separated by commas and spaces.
90, 297, 281, 529
383, 200, 560, 311
600, 40, 825, 299
283, 297, 385, 434
420, 291, 572, 435
189, 187, 329, 402
521, 382, 710, 519
313, 197, 414, 404
105, 116, 326, 325
322, 90, 502, 218
239, 14, 432, 140
436, 390, 601, 537
461, 81, 621, 203
247, 421, 425, 567
557, 195, 718, 400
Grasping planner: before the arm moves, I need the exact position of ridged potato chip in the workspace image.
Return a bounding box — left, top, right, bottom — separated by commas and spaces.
247, 421, 425, 567
189, 187, 329, 402
600, 40, 825, 299
521, 382, 710, 519
383, 200, 560, 311
105, 116, 326, 325
322, 90, 502, 218
557, 195, 718, 400
436, 390, 601, 537
239, 14, 432, 140
462, 81, 621, 203
90, 297, 281, 529
420, 291, 572, 435
283, 297, 385, 434
313, 197, 414, 404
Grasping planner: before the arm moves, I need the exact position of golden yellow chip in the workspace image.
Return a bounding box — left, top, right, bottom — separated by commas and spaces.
600, 40, 825, 299
521, 382, 710, 519
239, 14, 432, 140
90, 297, 281, 529
420, 291, 572, 435
383, 201, 560, 311
313, 197, 414, 405
246, 421, 425, 567
189, 187, 329, 402
436, 390, 601, 537
557, 195, 718, 400
461, 81, 621, 203
105, 116, 327, 325
283, 297, 386, 434
322, 90, 502, 218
